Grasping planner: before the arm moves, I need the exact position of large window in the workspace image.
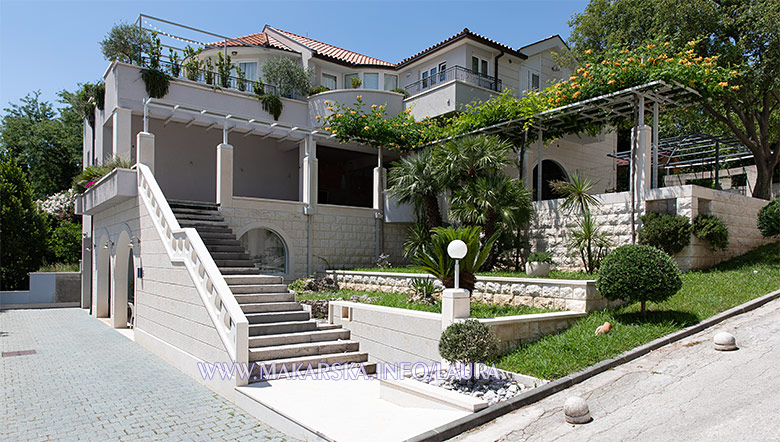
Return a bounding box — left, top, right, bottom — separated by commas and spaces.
384, 74, 398, 91
239, 228, 287, 274
472, 56, 489, 76
238, 62, 258, 81
322, 73, 337, 90
363, 73, 379, 89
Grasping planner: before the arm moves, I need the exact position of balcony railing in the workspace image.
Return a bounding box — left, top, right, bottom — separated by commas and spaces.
404, 66, 502, 97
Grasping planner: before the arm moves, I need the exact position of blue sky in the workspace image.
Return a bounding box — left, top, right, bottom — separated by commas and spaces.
0, 0, 589, 112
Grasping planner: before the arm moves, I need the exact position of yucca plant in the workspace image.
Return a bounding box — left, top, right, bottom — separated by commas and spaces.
411, 226, 499, 292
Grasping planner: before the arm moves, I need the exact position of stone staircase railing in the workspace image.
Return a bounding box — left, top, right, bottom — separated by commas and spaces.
136, 164, 248, 366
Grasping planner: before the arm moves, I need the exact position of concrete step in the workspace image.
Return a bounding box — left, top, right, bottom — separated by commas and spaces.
240, 302, 303, 314
168, 200, 218, 211
249, 340, 360, 362
317, 323, 345, 331
219, 267, 262, 275
230, 283, 289, 294
224, 275, 284, 285
245, 311, 310, 324
215, 259, 255, 268
210, 252, 251, 261
198, 232, 237, 240
205, 244, 247, 253
185, 225, 233, 234
248, 328, 350, 348
179, 220, 231, 228
174, 211, 224, 220
234, 293, 296, 304
201, 238, 242, 247
248, 320, 318, 336
252, 351, 370, 374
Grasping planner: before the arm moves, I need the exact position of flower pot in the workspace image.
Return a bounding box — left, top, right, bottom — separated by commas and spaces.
525, 262, 551, 277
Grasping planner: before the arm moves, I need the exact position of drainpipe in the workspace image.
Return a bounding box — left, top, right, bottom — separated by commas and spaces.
494, 50, 504, 91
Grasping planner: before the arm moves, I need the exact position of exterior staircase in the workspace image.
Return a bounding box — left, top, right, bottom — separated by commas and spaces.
168, 200, 375, 379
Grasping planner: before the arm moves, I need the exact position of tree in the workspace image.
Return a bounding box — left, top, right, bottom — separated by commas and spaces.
568, 0, 780, 199
0, 153, 48, 290
261, 58, 313, 98
387, 148, 444, 229
100, 22, 152, 65
434, 135, 511, 185
0, 91, 82, 199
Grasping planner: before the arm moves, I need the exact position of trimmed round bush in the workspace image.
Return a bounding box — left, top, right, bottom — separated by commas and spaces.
692, 213, 729, 251
596, 244, 682, 315
637, 212, 691, 256
757, 198, 780, 238
439, 320, 498, 378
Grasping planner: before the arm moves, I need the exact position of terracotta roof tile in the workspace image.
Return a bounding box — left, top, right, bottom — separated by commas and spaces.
270, 27, 394, 67
397, 28, 526, 67
208, 32, 295, 52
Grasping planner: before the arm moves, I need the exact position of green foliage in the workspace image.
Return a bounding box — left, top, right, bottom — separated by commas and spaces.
58, 82, 103, 121
0, 91, 82, 199
390, 87, 410, 98
692, 213, 729, 251
216, 52, 233, 88
435, 135, 511, 184
235, 65, 247, 92
48, 221, 82, 264
597, 244, 682, 315
411, 225, 499, 291
204, 58, 214, 85
72, 156, 133, 193
637, 212, 692, 256
37, 263, 80, 273
99, 22, 152, 65
388, 148, 444, 228
402, 222, 432, 259
253, 78, 265, 96
261, 58, 313, 97
1, 154, 48, 290
410, 277, 440, 302
140, 33, 169, 98
439, 320, 499, 378
308, 85, 330, 96
550, 172, 600, 214
257, 93, 283, 121
169, 49, 181, 77
757, 199, 780, 237
182, 46, 203, 81
528, 251, 553, 264
350, 76, 362, 89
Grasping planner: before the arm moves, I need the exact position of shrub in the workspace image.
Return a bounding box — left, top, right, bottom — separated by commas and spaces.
757, 198, 780, 237
596, 244, 682, 317
216, 52, 233, 88
692, 213, 729, 251
262, 57, 313, 97
100, 22, 152, 65
439, 320, 499, 380
409, 277, 439, 304
350, 76, 362, 88
258, 93, 283, 120
637, 212, 691, 256
204, 57, 214, 85
140, 33, 170, 98
390, 87, 410, 98
48, 221, 82, 264
308, 85, 330, 96
528, 251, 553, 264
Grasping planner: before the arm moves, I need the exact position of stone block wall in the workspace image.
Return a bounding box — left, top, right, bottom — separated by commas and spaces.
479, 312, 586, 353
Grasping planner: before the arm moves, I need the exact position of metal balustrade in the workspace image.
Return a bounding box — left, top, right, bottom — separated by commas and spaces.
404, 65, 502, 96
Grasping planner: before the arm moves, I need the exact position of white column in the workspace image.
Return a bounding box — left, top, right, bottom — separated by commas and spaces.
216, 143, 234, 207
633, 125, 652, 198
537, 130, 543, 201
652, 102, 659, 189
441, 288, 470, 331
302, 135, 318, 213
136, 132, 155, 173
112, 107, 133, 161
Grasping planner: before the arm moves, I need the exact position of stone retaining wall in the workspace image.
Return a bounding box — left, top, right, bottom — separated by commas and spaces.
325, 270, 615, 313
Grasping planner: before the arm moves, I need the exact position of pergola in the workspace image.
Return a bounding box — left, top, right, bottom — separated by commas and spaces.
431, 80, 703, 241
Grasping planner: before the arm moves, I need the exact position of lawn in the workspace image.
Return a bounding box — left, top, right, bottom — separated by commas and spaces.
348, 266, 594, 280
297, 289, 558, 318
496, 241, 780, 380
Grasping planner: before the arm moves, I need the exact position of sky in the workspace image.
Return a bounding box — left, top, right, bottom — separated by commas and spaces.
0, 0, 590, 113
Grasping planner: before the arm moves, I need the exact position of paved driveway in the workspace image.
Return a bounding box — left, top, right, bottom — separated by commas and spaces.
0, 308, 291, 441
454, 298, 780, 442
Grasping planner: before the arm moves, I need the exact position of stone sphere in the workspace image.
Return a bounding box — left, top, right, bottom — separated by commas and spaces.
713, 332, 737, 351
564, 396, 591, 424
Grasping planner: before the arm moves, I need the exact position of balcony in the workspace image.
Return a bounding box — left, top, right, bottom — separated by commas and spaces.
75, 168, 137, 215
404, 66, 502, 97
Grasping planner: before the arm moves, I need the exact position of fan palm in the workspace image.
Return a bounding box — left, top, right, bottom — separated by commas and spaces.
387, 148, 444, 229
435, 135, 512, 186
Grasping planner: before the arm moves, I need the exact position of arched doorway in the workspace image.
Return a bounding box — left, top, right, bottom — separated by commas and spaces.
532, 160, 569, 201
239, 228, 287, 274
112, 231, 132, 328
95, 235, 110, 318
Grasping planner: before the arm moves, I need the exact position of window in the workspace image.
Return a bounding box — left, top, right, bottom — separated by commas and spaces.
363, 73, 379, 89
322, 73, 337, 90
345, 73, 359, 88
472, 56, 489, 76
529, 70, 541, 90
384, 74, 398, 91
239, 228, 287, 273
438, 62, 447, 82
236, 62, 258, 82
422, 62, 446, 89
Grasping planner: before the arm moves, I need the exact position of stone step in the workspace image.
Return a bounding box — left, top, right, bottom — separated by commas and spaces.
173, 211, 224, 220
215, 259, 255, 268
201, 238, 242, 247
205, 244, 247, 253
230, 284, 289, 294
252, 352, 370, 374
234, 293, 296, 304
245, 311, 310, 324
248, 328, 350, 348
184, 225, 233, 234
219, 267, 262, 275
198, 232, 238, 240
248, 320, 318, 336
168, 200, 218, 211
240, 302, 303, 314
179, 220, 231, 228
317, 323, 345, 331
224, 274, 284, 285
249, 340, 360, 362
210, 252, 251, 261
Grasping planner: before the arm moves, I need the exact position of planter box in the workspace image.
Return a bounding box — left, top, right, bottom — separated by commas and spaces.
525, 262, 550, 277
81, 168, 137, 215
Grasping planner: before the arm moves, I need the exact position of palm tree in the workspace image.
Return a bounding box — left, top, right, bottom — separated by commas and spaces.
549, 171, 600, 215
387, 148, 444, 229
435, 135, 512, 186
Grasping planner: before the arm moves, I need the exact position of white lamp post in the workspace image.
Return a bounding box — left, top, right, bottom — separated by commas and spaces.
447, 240, 468, 289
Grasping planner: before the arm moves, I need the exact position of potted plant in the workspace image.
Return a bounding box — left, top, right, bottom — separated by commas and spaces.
526, 251, 553, 277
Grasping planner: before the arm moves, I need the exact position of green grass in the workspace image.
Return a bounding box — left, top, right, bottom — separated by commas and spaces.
297, 289, 557, 318
348, 267, 595, 280
37, 263, 80, 272
495, 241, 780, 380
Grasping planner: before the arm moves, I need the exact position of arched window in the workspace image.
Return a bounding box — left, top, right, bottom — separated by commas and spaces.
532, 160, 569, 201
239, 228, 287, 274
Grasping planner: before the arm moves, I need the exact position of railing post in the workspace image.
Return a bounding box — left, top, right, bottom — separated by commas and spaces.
442, 288, 470, 331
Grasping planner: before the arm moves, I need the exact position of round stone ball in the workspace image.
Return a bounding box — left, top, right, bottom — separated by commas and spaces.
713, 332, 737, 351
564, 396, 591, 424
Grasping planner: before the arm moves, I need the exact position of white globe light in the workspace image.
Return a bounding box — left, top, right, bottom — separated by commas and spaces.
447, 240, 468, 259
